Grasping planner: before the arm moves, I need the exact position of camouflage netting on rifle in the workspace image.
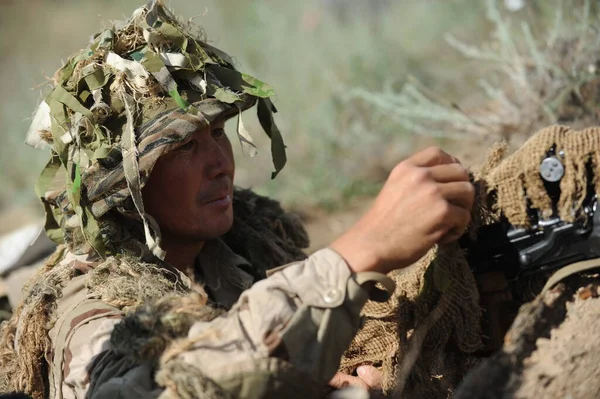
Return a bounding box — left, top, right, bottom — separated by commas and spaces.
340, 125, 600, 398
484, 126, 600, 226
339, 244, 483, 397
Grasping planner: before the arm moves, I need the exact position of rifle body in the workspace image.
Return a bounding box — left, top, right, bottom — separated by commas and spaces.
461, 194, 600, 352
463, 198, 600, 281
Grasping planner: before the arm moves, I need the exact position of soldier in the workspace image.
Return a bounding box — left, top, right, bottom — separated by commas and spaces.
0, 2, 473, 398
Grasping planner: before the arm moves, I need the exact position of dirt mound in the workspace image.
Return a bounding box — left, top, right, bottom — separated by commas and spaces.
456, 273, 600, 399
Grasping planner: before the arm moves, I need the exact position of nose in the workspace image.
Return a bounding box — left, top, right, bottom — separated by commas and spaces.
203, 136, 234, 180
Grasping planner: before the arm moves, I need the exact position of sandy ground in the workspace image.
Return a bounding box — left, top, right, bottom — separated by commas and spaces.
514, 288, 600, 399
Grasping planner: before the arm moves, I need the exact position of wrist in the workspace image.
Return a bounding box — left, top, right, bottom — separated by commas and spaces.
330, 233, 382, 274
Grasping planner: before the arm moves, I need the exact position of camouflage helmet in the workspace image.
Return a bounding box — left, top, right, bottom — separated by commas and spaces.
26, 0, 286, 260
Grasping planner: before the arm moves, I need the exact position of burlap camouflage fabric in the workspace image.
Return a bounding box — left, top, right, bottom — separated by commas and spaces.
27, 0, 286, 261
339, 239, 482, 397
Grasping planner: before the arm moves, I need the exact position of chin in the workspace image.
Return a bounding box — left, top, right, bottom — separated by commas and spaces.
204, 212, 234, 238
213, 220, 234, 237
178, 205, 233, 241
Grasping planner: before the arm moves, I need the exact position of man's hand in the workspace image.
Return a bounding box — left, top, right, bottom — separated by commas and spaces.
328, 366, 383, 391
331, 147, 474, 275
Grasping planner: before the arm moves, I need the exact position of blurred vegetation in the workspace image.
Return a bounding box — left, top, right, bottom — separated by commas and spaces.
1, 0, 592, 214
350, 0, 600, 151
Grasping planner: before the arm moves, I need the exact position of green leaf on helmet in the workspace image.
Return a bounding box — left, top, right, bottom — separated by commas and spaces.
168, 88, 191, 110
257, 98, 286, 178
48, 86, 94, 120
211, 87, 240, 104
240, 73, 276, 98
208, 65, 275, 99
156, 22, 187, 50
83, 68, 113, 91
141, 50, 165, 73
56, 50, 93, 85
71, 163, 81, 195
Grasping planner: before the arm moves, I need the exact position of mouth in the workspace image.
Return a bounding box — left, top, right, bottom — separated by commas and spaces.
205, 193, 232, 207
202, 183, 233, 208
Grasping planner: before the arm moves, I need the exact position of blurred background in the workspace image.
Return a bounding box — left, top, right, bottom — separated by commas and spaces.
0, 0, 597, 248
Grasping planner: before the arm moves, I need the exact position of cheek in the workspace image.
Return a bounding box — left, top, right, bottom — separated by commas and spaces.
143, 160, 201, 224
163, 169, 201, 213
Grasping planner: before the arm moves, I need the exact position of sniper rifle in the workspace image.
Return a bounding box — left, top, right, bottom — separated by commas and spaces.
461, 149, 600, 283
459, 148, 600, 351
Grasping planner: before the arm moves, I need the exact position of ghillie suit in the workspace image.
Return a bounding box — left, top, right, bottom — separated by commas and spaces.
0, 2, 307, 398
223, 188, 309, 275
0, 188, 308, 399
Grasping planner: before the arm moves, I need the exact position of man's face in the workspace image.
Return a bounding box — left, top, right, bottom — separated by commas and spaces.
142, 120, 235, 243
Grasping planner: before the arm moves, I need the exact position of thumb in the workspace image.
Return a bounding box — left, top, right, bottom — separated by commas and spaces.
356, 365, 383, 390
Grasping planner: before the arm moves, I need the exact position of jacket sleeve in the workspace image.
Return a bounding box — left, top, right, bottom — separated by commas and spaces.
66, 248, 395, 399
172, 248, 394, 384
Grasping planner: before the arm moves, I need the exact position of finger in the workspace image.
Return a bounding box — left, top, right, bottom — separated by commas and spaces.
409, 147, 458, 167
325, 387, 372, 399
428, 163, 470, 183
439, 226, 466, 244
438, 203, 471, 243
356, 365, 383, 390
438, 181, 475, 210
328, 372, 369, 390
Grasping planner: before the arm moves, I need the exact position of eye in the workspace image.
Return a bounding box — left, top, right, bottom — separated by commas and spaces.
176, 139, 195, 152
211, 127, 226, 140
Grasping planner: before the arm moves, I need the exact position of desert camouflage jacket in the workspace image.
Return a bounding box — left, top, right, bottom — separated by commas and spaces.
43, 240, 393, 399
